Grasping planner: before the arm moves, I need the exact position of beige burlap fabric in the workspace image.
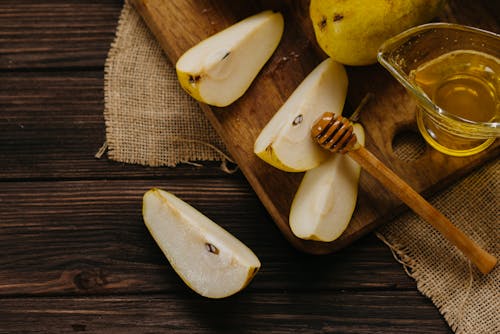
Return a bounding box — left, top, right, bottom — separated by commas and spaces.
377, 158, 498, 334
104, 1, 227, 166
104, 3, 499, 333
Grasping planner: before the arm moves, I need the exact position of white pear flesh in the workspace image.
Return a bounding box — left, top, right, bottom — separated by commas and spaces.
254, 58, 348, 172
176, 10, 284, 107
289, 124, 365, 242
142, 188, 261, 298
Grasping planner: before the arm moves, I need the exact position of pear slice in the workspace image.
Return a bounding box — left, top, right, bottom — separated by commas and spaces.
254, 58, 348, 172
289, 124, 365, 242
142, 188, 261, 298
176, 10, 284, 107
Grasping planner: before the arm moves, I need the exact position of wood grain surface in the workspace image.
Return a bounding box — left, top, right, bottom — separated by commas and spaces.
1, 0, 496, 332
0, 292, 448, 334
130, 0, 499, 254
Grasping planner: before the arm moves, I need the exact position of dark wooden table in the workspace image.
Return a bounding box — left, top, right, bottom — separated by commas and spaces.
4, 1, 497, 333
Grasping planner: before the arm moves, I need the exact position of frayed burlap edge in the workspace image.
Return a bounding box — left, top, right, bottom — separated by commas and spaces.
376, 157, 499, 334
103, 0, 231, 167
375, 232, 477, 333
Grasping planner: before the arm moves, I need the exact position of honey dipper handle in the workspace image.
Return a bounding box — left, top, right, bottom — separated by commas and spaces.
348, 146, 497, 274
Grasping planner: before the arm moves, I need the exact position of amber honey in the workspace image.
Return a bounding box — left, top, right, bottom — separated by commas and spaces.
410, 50, 499, 123
378, 23, 500, 156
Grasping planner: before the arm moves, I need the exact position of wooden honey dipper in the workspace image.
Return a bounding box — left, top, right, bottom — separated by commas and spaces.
312, 112, 497, 274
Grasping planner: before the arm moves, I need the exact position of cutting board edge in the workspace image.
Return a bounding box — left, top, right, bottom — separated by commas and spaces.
128, 0, 500, 255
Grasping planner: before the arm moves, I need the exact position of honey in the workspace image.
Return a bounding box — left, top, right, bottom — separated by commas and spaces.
410, 50, 499, 123
378, 23, 500, 156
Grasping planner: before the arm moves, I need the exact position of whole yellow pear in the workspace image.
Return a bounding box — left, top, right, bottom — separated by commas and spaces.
310, 0, 446, 65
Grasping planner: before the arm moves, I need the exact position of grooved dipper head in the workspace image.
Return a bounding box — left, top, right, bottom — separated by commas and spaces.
311, 112, 358, 154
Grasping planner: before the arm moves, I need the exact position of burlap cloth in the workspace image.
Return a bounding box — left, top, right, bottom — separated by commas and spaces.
104, 3, 499, 333
103, 2, 227, 166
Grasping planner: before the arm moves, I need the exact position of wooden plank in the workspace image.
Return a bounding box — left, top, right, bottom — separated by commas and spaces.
130, 0, 500, 254
0, 179, 416, 296
0, 0, 122, 69
0, 292, 451, 333
0, 2, 457, 333
0, 0, 496, 71
0, 71, 228, 179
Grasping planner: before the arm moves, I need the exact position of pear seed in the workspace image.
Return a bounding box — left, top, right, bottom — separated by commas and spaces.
292, 114, 303, 126
205, 242, 219, 255
188, 75, 201, 85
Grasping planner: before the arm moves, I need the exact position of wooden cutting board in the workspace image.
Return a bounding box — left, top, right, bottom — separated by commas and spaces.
130, 0, 499, 254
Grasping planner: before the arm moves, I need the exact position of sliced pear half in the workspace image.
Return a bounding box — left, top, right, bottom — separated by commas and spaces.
142, 188, 261, 298
290, 124, 365, 242
254, 58, 348, 172
176, 10, 284, 107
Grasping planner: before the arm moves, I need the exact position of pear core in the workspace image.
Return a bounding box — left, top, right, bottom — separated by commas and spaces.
254, 58, 348, 172
142, 188, 261, 298
176, 10, 284, 106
